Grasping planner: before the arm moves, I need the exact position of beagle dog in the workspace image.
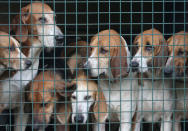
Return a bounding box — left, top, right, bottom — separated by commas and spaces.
131, 28, 173, 131
0, 31, 32, 101
84, 29, 138, 131
71, 71, 107, 131
0, 31, 31, 75
25, 71, 75, 131
10, 2, 63, 130
164, 31, 188, 131
0, 31, 32, 111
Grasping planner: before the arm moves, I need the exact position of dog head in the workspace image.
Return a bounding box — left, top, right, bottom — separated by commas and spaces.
84, 29, 130, 79
71, 71, 107, 124
164, 31, 188, 79
0, 31, 32, 71
27, 71, 74, 130
12, 2, 64, 47
131, 28, 168, 77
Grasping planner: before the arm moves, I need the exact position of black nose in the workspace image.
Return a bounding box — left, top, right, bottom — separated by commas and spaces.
84, 61, 89, 69
130, 61, 139, 72
55, 35, 64, 45
25, 60, 32, 69
164, 67, 173, 77
74, 114, 84, 123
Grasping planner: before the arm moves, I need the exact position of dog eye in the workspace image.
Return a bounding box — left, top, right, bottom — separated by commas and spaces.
84, 95, 91, 100
100, 47, 108, 54
9, 45, 15, 51
39, 17, 47, 24
72, 95, 76, 100
40, 102, 49, 107
145, 43, 153, 51
178, 50, 184, 56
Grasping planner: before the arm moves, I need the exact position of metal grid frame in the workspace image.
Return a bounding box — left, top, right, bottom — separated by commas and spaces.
0, 0, 187, 131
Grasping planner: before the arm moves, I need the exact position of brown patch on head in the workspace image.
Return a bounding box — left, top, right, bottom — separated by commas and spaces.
0, 31, 25, 70
61, 41, 88, 73
167, 31, 188, 75
134, 28, 168, 76
27, 71, 74, 127
12, 2, 55, 56
90, 29, 129, 78
76, 71, 107, 123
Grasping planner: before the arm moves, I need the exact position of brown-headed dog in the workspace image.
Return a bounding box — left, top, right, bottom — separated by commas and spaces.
131, 28, 173, 131
62, 41, 87, 73
10, 2, 63, 130
84, 29, 138, 131
71, 70, 107, 131
25, 71, 75, 131
164, 31, 188, 131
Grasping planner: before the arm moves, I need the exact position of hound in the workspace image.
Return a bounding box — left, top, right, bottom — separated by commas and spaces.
84, 29, 138, 131
131, 28, 173, 131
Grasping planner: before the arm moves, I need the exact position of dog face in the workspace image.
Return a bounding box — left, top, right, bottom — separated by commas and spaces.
71, 72, 107, 123
27, 71, 72, 130
131, 28, 168, 76
85, 29, 130, 79
165, 31, 188, 78
12, 2, 64, 47
0, 31, 31, 70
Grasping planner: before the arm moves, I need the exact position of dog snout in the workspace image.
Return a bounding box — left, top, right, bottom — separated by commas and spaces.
55, 28, 64, 45
130, 61, 139, 72
25, 60, 32, 69
33, 120, 42, 130
55, 34, 64, 44
84, 61, 90, 69
164, 67, 173, 77
74, 114, 84, 123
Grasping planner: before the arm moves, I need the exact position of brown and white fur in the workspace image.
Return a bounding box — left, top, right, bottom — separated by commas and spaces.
0, 31, 32, 110
84, 29, 138, 131
71, 71, 107, 131
0, 31, 31, 75
0, 31, 32, 111
164, 31, 188, 131
25, 71, 75, 131
131, 28, 173, 131
9, 2, 63, 131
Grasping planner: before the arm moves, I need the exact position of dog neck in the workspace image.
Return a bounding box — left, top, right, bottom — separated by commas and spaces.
0, 65, 16, 80
0, 69, 16, 80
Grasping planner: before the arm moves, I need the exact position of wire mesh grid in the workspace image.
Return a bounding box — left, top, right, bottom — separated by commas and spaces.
0, 0, 187, 131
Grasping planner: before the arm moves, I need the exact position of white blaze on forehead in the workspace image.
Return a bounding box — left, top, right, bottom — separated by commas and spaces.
166, 53, 173, 67
132, 49, 148, 72
71, 82, 95, 123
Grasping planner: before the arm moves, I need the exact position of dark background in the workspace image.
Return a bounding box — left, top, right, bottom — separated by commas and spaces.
0, 0, 187, 44
0, 0, 187, 131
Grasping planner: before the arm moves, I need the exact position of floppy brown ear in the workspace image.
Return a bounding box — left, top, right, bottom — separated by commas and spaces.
56, 103, 71, 124
93, 88, 107, 123
153, 39, 168, 76
12, 7, 30, 42
110, 37, 129, 78
56, 81, 76, 97
132, 35, 140, 56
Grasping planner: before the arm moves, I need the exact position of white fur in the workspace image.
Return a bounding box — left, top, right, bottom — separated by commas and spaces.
132, 48, 148, 72
134, 80, 173, 131
100, 76, 138, 131
132, 50, 173, 131
174, 81, 188, 131
71, 83, 95, 124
